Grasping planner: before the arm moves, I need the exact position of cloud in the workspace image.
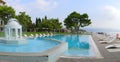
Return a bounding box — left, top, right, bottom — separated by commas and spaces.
92, 20, 120, 30
90, 5, 120, 30
34, 0, 58, 11
102, 5, 120, 20
6, 0, 31, 14
6, 0, 58, 13
5, 0, 58, 22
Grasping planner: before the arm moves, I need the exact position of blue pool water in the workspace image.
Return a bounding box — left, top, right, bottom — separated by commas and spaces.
0, 38, 60, 52
46, 35, 96, 57
0, 35, 96, 57
49, 35, 90, 49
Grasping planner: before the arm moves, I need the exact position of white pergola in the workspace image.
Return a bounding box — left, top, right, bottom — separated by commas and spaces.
4, 18, 22, 40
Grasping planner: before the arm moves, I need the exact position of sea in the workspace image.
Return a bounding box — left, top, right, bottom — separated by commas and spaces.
84, 28, 120, 36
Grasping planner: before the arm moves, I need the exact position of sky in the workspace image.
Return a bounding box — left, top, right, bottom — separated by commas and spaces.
5, 0, 120, 32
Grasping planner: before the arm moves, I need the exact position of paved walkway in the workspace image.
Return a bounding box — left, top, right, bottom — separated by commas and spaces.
57, 34, 120, 62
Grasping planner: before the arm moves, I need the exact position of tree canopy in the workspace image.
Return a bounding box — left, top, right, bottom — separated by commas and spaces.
35, 16, 62, 30
64, 11, 91, 31
16, 12, 32, 29
0, 5, 92, 32
36, 17, 41, 28
0, 6, 15, 24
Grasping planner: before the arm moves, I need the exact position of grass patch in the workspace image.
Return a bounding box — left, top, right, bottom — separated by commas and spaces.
23, 32, 44, 36
0, 31, 91, 37
22, 32, 70, 35
0, 32, 4, 37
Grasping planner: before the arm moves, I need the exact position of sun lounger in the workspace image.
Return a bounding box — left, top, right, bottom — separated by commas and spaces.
49, 32, 53, 36
42, 33, 46, 37
39, 34, 42, 37
35, 34, 39, 37
33, 34, 39, 39
99, 37, 116, 44
105, 44, 120, 49
98, 36, 111, 41
23, 34, 28, 38
46, 33, 50, 36
31, 34, 34, 37
29, 34, 34, 38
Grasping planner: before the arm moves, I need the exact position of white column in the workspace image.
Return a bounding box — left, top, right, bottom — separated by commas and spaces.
4, 28, 7, 39
10, 28, 12, 40
15, 28, 18, 39
20, 28, 22, 38
8, 28, 10, 40
5, 28, 8, 39
16, 28, 18, 38
7, 29, 8, 39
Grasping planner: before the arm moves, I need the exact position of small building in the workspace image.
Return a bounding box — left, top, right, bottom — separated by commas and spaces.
4, 18, 22, 40
0, 18, 28, 45
0, 0, 6, 6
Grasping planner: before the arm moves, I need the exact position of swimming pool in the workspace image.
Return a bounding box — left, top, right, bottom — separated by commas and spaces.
45, 35, 102, 58
0, 37, 68, 62
0, 38, 60, 52
0, 34, 102, 58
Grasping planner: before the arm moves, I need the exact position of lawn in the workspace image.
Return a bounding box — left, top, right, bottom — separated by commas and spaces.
0, 31, 90, 37
0, 32, 70, 37
22, 32, 70, 36
0, 32, 4, 37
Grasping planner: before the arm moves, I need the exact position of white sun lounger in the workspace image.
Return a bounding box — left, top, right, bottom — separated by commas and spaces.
29, 34, 34, 38
39, 34, 42, 37
105, 44, 120, 49
35, 34, 39, 37
47, 33, 50, 36
99, 37, 116, 44
24, 34, 27, 37
42, 33, 46, 37
103, 36, 112, 41
31, 34, 34, 37
50, 33, 53, 36
33, 34, 39, 39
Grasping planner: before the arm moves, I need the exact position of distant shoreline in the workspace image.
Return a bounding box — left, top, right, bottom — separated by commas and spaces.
85, 28, 120, 32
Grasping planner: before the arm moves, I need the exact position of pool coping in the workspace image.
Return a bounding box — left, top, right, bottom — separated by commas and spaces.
89, 35, 103, 58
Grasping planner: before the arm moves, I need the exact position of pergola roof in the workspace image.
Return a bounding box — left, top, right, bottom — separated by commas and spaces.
5, 18, 22, 28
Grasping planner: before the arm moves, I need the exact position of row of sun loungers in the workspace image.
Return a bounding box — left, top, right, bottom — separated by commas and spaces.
97, 33, 120, 49
23, 33, 54, 39
99, 36, 116, 44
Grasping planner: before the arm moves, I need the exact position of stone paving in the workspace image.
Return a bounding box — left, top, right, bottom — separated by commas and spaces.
57, 34, 120, 62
